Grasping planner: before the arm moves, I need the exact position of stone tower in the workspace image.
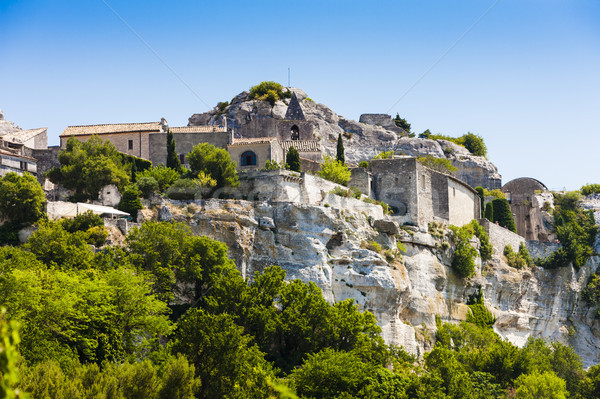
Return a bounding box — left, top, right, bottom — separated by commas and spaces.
285, 93, 306, 121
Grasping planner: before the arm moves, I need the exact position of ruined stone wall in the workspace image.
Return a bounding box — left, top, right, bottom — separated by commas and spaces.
431, 170, 449, 222
26, 146, 60, 184
479, 218, 525, 256
300, 157, 321, 174
349, 167, 373, 198
448, 177, 479, 226
371, 157, 418, 226
148, 131, 229, 165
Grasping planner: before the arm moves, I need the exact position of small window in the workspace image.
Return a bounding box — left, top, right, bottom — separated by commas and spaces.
241, 151, 257, 166
179, 154, 185, 164
453, 187, 456, 197
291, 125, 300, 140
20, 161, 27, 171
128, 139, 134, 150
421, 174, 426, 189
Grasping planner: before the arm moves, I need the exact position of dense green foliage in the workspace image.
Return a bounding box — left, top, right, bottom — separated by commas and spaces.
537, 191, 598, 270
336, 133, 345, 164
318, 155, 351, 186
263, 159, 288, 170
166, 129, 182, 171
466, 289, 496, 329
449, 220, 491, 278
475, 186, 485, 214
136, 175, 160, 198
136, 165, 181, 192
120, 153, 152, 182
0, 309, 21, 399
248, 81, 292, 106
581, 183, 600, 196
187, 142, 238, 195
492, 198, 517, 233
0, 172, 46, 225
420, 131, 487, 157
372, 150, 394, 159
393, 113, 411, 133
504, 243, 533, 269
48, 136, 130, 201
417, 155, 458, 174
485, 202, 494, 221
118, 184, 144, 219
286, 146, 301, 172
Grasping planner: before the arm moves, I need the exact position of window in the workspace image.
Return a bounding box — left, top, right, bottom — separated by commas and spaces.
291, 125, 300, 140
128, 139, 134, 150
179, 154, 185, 164
421, 174, 426, 189
241, 151, 257, 166
20, 161, 27, 171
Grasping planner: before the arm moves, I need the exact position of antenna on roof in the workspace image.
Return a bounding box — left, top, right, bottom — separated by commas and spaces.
288, 68, 290, 87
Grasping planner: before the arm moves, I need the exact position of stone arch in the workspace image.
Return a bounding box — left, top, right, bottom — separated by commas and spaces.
291, 125, 300, 140
241, 151, 257, 166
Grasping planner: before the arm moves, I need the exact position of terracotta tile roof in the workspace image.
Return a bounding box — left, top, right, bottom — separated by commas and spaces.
280, 140, 321, 153
60, 122, 161, 137
170, 126, 226, 133
228, 137, 278, 146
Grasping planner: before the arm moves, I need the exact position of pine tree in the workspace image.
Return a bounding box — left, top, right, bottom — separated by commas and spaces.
286, 147, 301, 173
336, 133, 345, 164
166, 129, 181, 171
475, 186, 485, 217
492, 198, 516, 233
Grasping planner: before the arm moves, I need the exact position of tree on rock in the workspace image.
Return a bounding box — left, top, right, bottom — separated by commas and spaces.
336, 133, 345, 164
187, 143, 238, 195
318, 156, 350, 186
0, 172, 46, 225
393, 113, 411, 133
47, 136, 129, 201
286, 146, 301, 172
166, 128, 182, 171
492, 198, 517, 233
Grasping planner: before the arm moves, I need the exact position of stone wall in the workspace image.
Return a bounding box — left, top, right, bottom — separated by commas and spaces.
26, 146, 60, 184
300, 157, 321, 174
448, 177, 480, 226
61, 132, 151, 160
526, 241, 562, 260
479, 218, 525, 256
148, 131, 229, 165
228, 142, 280, 171
349, 167, 373, 198
371, 157, 418, 225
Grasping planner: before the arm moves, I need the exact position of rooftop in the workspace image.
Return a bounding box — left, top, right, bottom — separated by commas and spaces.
280, 140, 321, 153
170, 126, 226, 133
61, 122, 161, 137
229, 137, 279, 146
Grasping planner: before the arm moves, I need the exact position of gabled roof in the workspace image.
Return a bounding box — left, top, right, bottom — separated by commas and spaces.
61, 122, 161, 137
170, 126, 226, 133
3, 128, 47, 143
285, 93, 306, 121
228, 137, 279, 146
280, 140, 320, 153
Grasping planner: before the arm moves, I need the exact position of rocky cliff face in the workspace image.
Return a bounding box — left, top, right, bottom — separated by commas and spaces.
148, 198, 600, 367
188, 88, 501, 189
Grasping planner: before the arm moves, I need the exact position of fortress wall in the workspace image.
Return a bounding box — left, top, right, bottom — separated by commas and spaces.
448, 178, 478, 226
479, 218, 525, 256
149, 131, 228, 165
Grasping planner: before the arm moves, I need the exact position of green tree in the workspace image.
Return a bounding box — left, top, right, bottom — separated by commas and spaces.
581, 183, 600, 196
485, 202, 494, 221
450, 225, 478, 278
47, 136, 130, 201
172, 308, 274, 399
0, 309, 22, 399
118, 184, 143, 220
393, 113, 411, 133
187, 143, 238, 194
137, 176, 160, 198
514, 371, 567, 399
462, 132, 487, 157
0, 172, 46, 226
318, 156, 351, 186
125, 221, 237, 303
248, 81, 292, 106
286, 146, 301, 173
492, 198, 517, 233
166, 129, 181, 171
336, 133, 345, 164
417, 155, 458, 174
476, 186, 485, 214
136, 165, 181, 192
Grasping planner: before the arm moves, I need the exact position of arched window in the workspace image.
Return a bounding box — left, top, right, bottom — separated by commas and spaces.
241, 151, 257, 166
291, 125, 300, 140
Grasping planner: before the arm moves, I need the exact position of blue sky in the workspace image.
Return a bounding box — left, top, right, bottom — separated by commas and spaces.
1, 0, 599, 190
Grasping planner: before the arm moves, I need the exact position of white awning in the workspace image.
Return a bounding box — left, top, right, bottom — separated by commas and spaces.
76, 203, 130, 216
47, 201, 130, 219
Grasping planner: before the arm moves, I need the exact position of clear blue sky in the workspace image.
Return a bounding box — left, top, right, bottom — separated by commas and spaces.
1, 0, 598, 190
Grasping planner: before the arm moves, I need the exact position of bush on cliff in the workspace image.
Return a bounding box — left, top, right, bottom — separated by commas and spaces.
248, 81, 292, 106
318, 156, 351, 186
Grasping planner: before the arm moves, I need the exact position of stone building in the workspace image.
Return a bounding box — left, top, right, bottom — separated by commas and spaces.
368, 156, 480, 228
501, 177, 555, 241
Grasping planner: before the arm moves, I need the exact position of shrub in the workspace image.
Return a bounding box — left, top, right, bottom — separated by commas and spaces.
0, 172, 46, 225
466, 288, 496, 329
462, 132, 487, 157
248, 81, 291, 106
262, 160, 287, 170
187, 142, 239, 192
417, 155, 458, 174
136, 165, 180, 192
504, 245, 527, 269
475, 186, 485, 212
372, 150, 394, 160
216, 101, 229, 114
318, 156, 351, 186
358, 161, 370, 169
136, 176, 159, 198
85, 225, 108, 247
450, 226, 478, 278
336, 133, 345, 164
484, 188, 506, 199
60, 210, 103, 234
393, 113, 411, 133
286, 146, 301, 173
581, 183, 600, 196
166, 178, 199, 200
330, 186, 361, 199
492, 198, 517, 233
362, 240, 382, 252
118, 185, 143, 219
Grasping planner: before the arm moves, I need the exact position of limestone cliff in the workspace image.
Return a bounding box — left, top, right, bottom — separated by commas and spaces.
147, 198, 600, 368
188, 88, 501, 189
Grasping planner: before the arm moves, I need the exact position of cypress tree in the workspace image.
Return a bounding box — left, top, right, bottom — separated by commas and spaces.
286, 146, 301, 173
475, 186, 485, 216
485, 202, 494, 221
336, 133, 345, 164
166, 129, 181, 170
492, 198, 516, 233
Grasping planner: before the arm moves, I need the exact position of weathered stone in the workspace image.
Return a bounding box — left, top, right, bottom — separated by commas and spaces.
258, 217, 275, 229
373, 219, 400, 235
158, 205, 172, 222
